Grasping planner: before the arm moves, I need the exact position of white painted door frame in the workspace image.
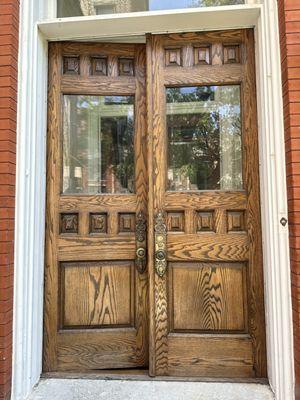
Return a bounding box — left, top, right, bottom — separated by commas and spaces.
12, 1, 294, 399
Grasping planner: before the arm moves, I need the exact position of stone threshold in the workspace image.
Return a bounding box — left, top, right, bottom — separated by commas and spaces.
28, 379, 274, 400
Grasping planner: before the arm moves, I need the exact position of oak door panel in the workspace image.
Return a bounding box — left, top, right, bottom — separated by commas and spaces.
147, 30, 266, 378
170, 263, 246, 332
62, 261, 134, 328
44, 42, 148, 372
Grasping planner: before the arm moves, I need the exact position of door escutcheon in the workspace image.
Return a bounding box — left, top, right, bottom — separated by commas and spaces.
135, 211, 147, 273
154, 211, 167, 277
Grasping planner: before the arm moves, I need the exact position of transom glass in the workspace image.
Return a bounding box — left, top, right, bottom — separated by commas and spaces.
167, 85, 242, 191
57, 0, 245, 18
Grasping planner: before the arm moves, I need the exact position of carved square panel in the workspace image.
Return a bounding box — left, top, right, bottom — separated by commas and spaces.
119, 213, 135, 233
90, 213, 107, 234
194, 46, 211, 65
91, 57, 107, 76
165, 48, 182, 67
197, 211, 214, 232
227, 211, 245, 232
63, 56, 80, 75
224, 45, 240, 64
167, 212, 185, 232
119, 58, 134, 76
60, 213, 78, 234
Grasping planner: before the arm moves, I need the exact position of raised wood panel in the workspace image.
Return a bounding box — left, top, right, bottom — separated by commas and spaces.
89, 213, 107, 234
119, 58, 135, 76
119, 213, 135, 233
194, 46, 211, 65
170, 263, 246, 331
60, 213, 78, 234
167, 335, 254, 378
227, 210, 245, 232
165, 191, 247, 210
59, 195, 137, 212
224, 45, 240, 64
62, 261, 133, 328
167, 234, 249, 262
58, 236, 136, 261
90, 57, 107, 76
197, 211, 214, 232
167, 212, 185, 232
63, 56, 80, 75
165, 48, 182, 67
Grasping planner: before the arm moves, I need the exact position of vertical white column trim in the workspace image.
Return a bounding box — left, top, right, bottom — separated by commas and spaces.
256, 1, 295, 399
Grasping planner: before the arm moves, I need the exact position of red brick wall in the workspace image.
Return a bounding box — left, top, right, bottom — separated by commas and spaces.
278, 0, 300, 398
0, 1, 19, 399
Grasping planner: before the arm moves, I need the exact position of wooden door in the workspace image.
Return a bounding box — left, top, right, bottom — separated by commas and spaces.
44, 42, 148, 371
147, 30, 267, 378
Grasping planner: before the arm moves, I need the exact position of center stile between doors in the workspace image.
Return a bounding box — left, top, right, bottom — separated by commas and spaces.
44, 29, 267, 378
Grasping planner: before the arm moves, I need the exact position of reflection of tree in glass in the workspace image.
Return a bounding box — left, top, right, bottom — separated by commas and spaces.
168, 112, 221, 190
167, 86, 242, 191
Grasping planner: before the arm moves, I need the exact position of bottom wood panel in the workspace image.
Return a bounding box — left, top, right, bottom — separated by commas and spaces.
57, 329, 141, 370
167, 334, 254, 378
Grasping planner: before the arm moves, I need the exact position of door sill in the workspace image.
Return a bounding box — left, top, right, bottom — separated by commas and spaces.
42, 371, 268, 385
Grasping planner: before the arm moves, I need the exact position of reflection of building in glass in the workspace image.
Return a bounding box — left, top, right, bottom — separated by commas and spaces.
59, 0, 149, 17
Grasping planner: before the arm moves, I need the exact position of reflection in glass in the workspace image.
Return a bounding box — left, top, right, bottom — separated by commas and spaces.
63, 95, 134, 194
167, 86, 242, 191
57, 0, 245, 18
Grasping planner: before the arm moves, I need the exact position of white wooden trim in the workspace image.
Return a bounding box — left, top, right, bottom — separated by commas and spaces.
255, 1, 295, 398
38, 5, 261, 41
12, 1, 294, 399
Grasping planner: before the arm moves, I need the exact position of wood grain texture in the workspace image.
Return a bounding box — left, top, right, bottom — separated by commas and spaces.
167, 334, 254, 378
44, 42, 149, 372
62, 262, 134, 328
165, 191, 247, 210
167, 234, 248, 262
170, 263, 246, 331
148, 30, 266, 378
60, 195, 137, 212
43, 42, 62, 372
61, 76, 136, 95
164, 65, 242, 86
148, 34, 169, 375
241, 29, 267, 377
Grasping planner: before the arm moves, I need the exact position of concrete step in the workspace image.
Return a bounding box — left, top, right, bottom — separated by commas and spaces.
28, 379, 274, 400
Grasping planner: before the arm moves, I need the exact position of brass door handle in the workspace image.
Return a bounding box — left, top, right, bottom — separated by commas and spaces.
135, 211, 147, 274
154, 211, 167, 277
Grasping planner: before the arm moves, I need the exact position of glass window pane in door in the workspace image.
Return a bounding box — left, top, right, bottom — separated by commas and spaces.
166, 85, 242, 191
57, 0, 245, 18
62, 95, 134, 194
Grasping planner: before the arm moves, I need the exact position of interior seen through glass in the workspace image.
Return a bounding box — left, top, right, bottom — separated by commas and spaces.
62, 95, 135, 194
57, 0, 245, 18
167, 85, 243, 191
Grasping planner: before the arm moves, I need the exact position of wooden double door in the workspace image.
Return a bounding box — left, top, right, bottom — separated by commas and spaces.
44, 29, 266, 378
